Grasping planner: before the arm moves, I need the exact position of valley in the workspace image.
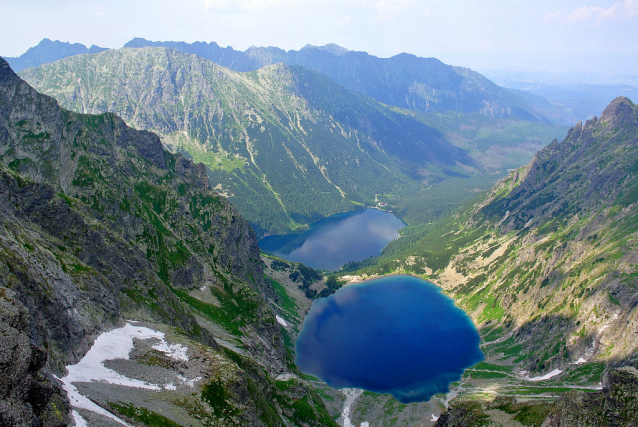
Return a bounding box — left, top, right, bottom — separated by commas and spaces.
0, 31, 637, 427
18, 45, 567, 239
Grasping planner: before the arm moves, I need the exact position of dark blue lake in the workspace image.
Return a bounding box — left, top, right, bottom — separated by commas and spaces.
258, 208, 404, 271
295, 275, 483, 403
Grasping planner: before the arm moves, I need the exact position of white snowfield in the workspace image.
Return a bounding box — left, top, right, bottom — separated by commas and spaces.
276, 315, 288, 327
58, 323, 198, 427
339, 388, 370, 427
525, 369, 563, 382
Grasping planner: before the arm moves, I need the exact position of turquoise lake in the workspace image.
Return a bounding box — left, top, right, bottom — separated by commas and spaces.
295, 275, 483, 403
258, 208, 405, 271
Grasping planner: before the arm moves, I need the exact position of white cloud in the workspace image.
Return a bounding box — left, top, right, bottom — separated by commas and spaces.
545, 0, 638, 23
204, 0, 308, 12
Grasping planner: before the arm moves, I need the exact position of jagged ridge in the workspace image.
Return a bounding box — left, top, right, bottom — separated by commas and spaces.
124, 38, 547, 122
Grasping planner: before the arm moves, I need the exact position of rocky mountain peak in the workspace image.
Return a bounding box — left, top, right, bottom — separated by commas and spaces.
3, 39, 108, 73
480, 96, 638, 232
599, 96, 638, 126
301, 43, 349, 55
125, 37, 156, 47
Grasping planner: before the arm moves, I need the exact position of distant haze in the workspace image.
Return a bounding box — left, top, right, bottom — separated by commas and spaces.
2, 0, 638, 77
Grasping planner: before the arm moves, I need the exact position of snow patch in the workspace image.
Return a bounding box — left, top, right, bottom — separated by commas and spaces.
62, 324, 166, 391
339, 388, 365, 427
430, 414, 440, 422
361, 423, 370, 427
525, 369, 563, 382
71, 410, 88, 427
177, 374, 202, 387
572, 358, 588, 365
152, 341, 189, 362
60, 381, 130, 426
276, 315, 288, 327
164, 383, 177, 391
275, 373, 297, 381
59, 323, 195, 424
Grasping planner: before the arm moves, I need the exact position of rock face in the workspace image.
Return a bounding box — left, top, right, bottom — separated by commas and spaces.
20, 47, 474, 236
545, 366, 638, 426
1, 54, 261, 368
483, 96, 638, 232
435, 366, 638, 426
124, 38, 547, 122
0, 57, 335, 425
0, 288, 70, 426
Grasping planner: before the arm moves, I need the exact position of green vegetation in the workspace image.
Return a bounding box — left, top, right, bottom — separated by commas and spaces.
201, 379, 241, 418
317, 275, 343, 298
111, 403, 181, 427
412, 110, 567, 170
561, 363, 605, 384
466, 370, 509, 379
172, 282, 261, 336
269, 278, 299, 321
288, 263, 323, 299
471, 362, 514, 372
495, 401, 551, 427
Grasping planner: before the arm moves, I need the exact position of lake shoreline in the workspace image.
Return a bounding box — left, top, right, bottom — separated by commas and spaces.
259, 208, 404, 271
295, 274, 484, 404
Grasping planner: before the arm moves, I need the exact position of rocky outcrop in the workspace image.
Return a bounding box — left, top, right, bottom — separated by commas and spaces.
0, 288, 70, 426
545, 366, 638, 426
483, 97, 638, 232
436, 365, 638, 426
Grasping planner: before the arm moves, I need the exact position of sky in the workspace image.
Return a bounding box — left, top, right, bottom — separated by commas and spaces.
2, 0, 638, 75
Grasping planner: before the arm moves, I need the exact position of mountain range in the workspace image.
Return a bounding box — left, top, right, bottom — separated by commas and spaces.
124, 38, 549, 123
2, 37, 638, 426
19, 46, 568, 237
4, 38, 107, 73
7, 38, 550, 123
19, 46, 477, 236
0, 57, 335, 426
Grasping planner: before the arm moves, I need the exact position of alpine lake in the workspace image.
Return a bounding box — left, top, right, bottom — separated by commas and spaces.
259, 208, 405, 271
259, 209, 484, 403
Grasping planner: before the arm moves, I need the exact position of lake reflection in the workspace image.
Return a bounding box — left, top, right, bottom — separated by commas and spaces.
259, 208, 404, 271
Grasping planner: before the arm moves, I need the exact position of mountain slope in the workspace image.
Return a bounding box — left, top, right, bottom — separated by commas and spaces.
333, 97, 638, 424
0, 57, 335, 426
4, 38, 107, 72
125, 38, 548, 122
356, 97, 638, 377
20, 47, 474, 236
